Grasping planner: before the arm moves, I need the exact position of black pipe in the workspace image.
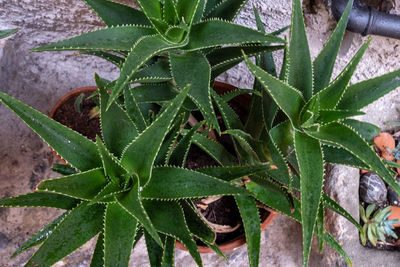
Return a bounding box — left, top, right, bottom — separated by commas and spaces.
331, 0, 400, 40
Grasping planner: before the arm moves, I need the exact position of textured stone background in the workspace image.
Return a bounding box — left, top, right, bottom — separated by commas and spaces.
1, 0, 400, 266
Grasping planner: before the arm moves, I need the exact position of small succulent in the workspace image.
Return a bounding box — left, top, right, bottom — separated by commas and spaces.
359, 204, 400, 246
387, 143, 400, 161
32, 0, 285, 132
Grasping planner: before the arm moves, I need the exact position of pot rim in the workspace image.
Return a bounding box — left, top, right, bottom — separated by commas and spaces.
48, 86, 98, 164
176, 81, 276, 253
49, 86, 98, 118
175, 210, 277, 253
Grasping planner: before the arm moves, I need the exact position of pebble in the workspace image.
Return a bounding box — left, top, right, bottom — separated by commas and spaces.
359, 173, 387, 204
387, 187, 399, 205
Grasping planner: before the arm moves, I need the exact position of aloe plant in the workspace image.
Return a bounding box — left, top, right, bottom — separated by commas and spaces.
216, 0, 400, 265
32, 0, 285, 132
359, 204, 400, 246
0, 71, 287, 266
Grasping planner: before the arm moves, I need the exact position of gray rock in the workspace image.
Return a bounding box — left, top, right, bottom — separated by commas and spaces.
387, 187, 399, 206
0, 232, 9, 249
360, 173, 387, 204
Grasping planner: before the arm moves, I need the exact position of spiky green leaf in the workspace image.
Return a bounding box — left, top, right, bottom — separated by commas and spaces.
26, 202, 104, 267
169, 122, 204, 166
81, 50, 124, 67
0, 28, 18, 39
141, 166, 246, 199
104, 203, 138, 267
52, 164, 77, 176
161, 236, 175, 267
192, 133, 237, 166
341, 119, 380, 145
323, 233, 353, 267
132, 59, 172, 83
144, 230, 164, 267
0, 92, 102, 171
322, 145, 369, 170
294, 130, 324, 266
170, 51, 219, 131
338, 68, 400, 110
314, 110, 365, 126
184, 19, 284, 51
211, 90, 243, 130
117, 182, 162, 246
313, 0, 353, 92
120, 86, 189, 185
176, 0, 201, 26
83, 0, 151, 26
288, 0, 313, 100
0, 192, 78, 210
125, 86, 148, 132
12, 212, 68, 258
90, 233, 105, 267
136, 0, 162, 19
97, 75, 139, 157
316, 203, 325, 252
196, 165, 271, 181
204, 0, 223, 16
96, 136, 127, 184
205, 0, 248, 21
235, 194, 260, 267
32, 26, 155, 52
110, 35, 185, 108
89, 182, 126, 205
208, 45, 284, 79
143, 200, 203, 267
181, 200, 215, 244
318, 39, 370, 109
37, 168, 107, 200
306, 122, 400, 195
323, 195, 363, 232
246, 182, 301, 221
269, 120, 293, 157
243, 53, 304, 128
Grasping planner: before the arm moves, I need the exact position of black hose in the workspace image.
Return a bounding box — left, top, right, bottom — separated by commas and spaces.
332, 0, 400, 40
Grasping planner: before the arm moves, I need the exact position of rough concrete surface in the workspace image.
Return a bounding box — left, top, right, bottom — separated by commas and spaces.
1, 0, 400, 266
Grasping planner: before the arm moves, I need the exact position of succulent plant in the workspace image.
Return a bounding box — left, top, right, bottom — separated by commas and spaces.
183, 0, 400, 266
0, 73, 281, 266
32, 0, 285, 132
359, 204, 400, 246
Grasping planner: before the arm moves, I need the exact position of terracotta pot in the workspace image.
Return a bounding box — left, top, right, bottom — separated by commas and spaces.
374, 132, 395, 161
389, 206, 400, 227
175, 209, 276, 253
49, 86, 98, 163
176, 81, 277, 253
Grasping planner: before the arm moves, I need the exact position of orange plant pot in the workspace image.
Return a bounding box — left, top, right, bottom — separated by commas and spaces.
176, 81, 277, 253
175, 211, 277, 253
389, 206, 400, 227
49, 86, 98, 163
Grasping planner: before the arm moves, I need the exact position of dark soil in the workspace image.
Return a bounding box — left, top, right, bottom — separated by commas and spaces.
52, 92, 101, 141
186, 90, 270, 246
362, 227, 400, 251
185, 144, 219, 169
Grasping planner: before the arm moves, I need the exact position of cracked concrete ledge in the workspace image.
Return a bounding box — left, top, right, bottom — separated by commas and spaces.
1, 0, 400, 266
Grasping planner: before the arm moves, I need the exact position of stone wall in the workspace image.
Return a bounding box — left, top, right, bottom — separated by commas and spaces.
1, 0, 400, 266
